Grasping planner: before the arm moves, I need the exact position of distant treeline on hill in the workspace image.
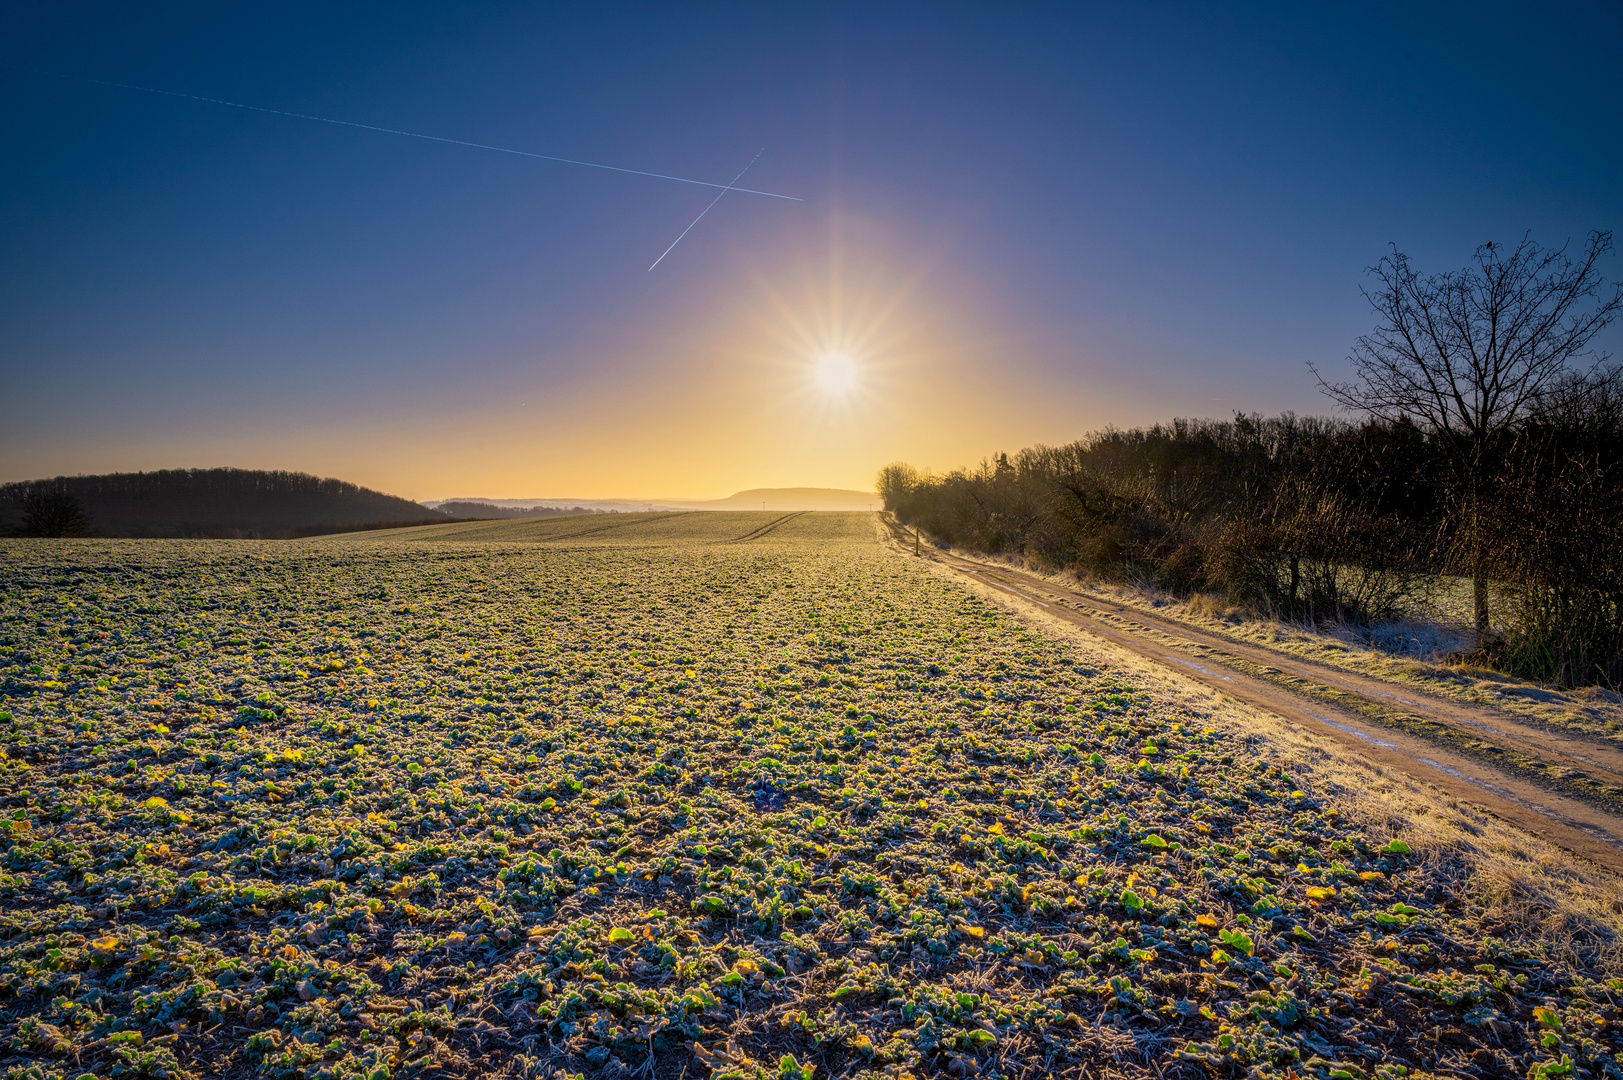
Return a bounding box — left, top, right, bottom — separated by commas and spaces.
0, 468, 456, 539
434, 501, 608, 520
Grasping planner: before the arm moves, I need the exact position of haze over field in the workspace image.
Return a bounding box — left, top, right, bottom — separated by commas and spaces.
3, 4, 1618, 499
427, 488, 879, 513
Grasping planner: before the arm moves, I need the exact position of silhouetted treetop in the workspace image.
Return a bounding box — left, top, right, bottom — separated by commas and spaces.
17, 484, 91, 538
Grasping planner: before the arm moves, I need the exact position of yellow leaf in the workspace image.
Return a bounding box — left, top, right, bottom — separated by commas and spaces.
1196, 914, 1220, 930
1306, 887, 1337, 903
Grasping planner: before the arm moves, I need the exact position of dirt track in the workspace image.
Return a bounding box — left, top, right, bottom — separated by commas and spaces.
885, 521, 1623, 875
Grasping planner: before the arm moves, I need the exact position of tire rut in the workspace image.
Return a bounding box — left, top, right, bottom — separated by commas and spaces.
728, 511, 807, 544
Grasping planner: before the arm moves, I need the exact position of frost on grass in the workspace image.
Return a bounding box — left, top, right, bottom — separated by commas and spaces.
0, 515, 1619, 1080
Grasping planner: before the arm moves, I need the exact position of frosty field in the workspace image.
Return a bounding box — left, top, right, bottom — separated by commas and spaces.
1, 512, 1618, 1080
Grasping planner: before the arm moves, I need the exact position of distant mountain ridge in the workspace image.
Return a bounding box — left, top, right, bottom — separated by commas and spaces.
0, 468, 448, 538
428, 487, 877, 513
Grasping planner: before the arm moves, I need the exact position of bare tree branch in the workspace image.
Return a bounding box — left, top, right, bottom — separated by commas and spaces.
1311, 231, 1622, 632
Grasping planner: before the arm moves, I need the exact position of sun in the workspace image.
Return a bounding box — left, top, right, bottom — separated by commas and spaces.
815, 352, 857, 393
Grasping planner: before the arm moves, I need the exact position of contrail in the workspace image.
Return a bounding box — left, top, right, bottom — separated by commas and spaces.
0, 63, 800, 201
648, 149, 761, 271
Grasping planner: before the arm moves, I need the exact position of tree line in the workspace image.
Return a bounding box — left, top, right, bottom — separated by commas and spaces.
434, 501, 610, 520
882, 232, 1623, 688
0, 468, 449, 539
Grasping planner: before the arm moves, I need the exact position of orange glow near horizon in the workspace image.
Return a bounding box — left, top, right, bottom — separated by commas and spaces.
3, 214, 1106, 502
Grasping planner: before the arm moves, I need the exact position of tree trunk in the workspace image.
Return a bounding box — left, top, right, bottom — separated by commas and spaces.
1469, 468, 1490, 636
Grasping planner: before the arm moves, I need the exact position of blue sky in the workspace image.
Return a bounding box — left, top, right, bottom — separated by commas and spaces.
3, 3, 1619, 498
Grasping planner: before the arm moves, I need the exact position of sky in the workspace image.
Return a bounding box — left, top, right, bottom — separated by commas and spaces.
3, 2, 1620, 501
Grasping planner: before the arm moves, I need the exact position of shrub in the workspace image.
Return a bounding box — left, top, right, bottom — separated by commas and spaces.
18, 484, 90, 537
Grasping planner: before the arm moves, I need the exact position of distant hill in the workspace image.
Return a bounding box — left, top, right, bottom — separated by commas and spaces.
685, 487, 878, 511
0, 468, 449, 538
428, 487, 879, 513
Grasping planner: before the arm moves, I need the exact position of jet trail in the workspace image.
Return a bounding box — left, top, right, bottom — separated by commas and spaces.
2, 64, 800, 201
648, 149, 762, 271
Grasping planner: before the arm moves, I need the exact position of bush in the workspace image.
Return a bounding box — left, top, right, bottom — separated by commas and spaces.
1208, 483, 1424, 625
18, 485, 90, 537
1483, 382, 1623, 687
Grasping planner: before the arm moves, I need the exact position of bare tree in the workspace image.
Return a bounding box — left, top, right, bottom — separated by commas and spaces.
875, 463, 920, 512
1314, 231, 1622, 635
20, 484, 91, 537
